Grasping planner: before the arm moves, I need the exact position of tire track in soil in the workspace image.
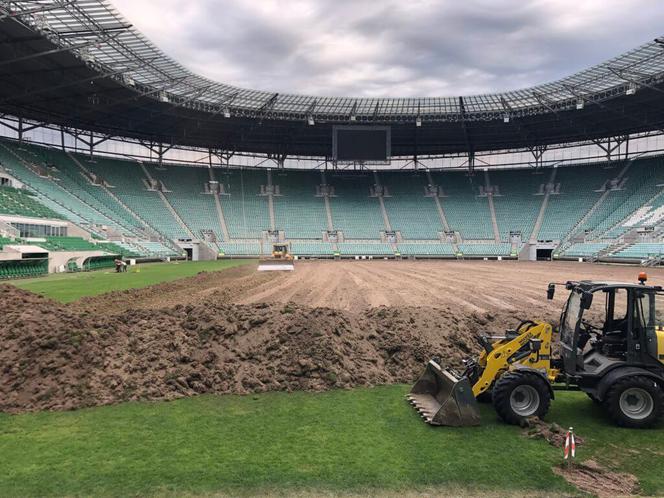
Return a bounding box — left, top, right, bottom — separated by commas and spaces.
375, 264, 491, 313
76, 259, 664, 321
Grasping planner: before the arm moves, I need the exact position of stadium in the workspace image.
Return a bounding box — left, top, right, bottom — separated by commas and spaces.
1, 1, 664, 496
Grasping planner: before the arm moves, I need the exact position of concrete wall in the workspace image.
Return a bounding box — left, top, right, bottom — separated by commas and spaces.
48, 250, 110, 272
67, 223, 92, 239
177, 241, 217, 261
519, 242, 558, 261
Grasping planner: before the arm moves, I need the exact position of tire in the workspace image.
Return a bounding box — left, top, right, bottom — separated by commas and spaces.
604, 376, 664, 428
476, 390, 492, 404
492, 371, 552, 425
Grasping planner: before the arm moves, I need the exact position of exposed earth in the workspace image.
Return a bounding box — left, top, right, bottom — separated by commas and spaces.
73, 259, 664, 317
2, 260, 663, 414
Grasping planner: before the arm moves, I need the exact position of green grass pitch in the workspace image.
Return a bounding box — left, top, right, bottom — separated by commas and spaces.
1, 387, 663, 497
8, 259, 254, 302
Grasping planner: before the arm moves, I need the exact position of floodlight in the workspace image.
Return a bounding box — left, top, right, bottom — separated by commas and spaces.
576, 99, 584, 110
307, 115, 315, 126
121, 72, 135, 87
626, 83, 637, 95
503, 114, 510, 123
416, 116, 422, 127
223, 107, 231, 118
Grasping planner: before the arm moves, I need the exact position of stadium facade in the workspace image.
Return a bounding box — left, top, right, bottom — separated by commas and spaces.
2, 0, 664, 276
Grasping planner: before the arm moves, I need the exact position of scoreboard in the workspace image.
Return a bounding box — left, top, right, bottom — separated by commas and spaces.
333, 126, 391, 162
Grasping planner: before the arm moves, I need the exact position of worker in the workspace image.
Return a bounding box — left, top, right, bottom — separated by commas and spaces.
114, 258, 122, 273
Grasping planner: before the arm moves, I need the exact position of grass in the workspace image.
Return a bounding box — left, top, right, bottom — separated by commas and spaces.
1, 387, 662, 497
7, 259, 254, 302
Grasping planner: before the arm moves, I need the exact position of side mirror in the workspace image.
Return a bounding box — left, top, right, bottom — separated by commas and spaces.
580, 291, 594, 309
547, 283, 555, 300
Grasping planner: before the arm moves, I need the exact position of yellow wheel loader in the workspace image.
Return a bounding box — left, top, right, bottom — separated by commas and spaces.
271, 243, 293, 261
257, 242, 295, 271
409, 273, 664, 428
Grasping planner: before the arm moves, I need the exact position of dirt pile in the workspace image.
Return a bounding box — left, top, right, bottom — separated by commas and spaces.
553, 459, 639, 498
0, 284, 511, 414
523, 418, 585, 448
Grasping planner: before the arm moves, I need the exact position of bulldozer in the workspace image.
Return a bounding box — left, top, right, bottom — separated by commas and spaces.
257, 242, 295, 271
409, 273, 664, 428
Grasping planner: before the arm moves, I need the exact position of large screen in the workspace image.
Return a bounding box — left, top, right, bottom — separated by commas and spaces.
333, 126, 390, 162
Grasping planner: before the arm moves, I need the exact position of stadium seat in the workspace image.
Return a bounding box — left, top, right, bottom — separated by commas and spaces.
273, 171, 328, 239
328, 173, 385, 239
432, 171, 494, 240
396, 243, 455, 256
381, 172, 443, 239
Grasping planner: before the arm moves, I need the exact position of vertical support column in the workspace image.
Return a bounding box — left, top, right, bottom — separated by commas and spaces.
139, 160, 195, 239
484, 169, 501, 242
321, 171, 338, 252
530, 145, 547, 170
266, 169, 276, 231
425, 170, 451, 232
373, 170, 392, 232
207, 155, 230, 242
530, 167, 558, 243
321, 170, 334, 232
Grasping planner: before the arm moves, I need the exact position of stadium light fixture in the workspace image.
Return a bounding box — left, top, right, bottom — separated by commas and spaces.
576, 99, 584, 110
626, 83, 637, 95
350, 114, 356, 121
159, 91, 169, 103
122, 74, 135, 87
307, 115, 315, 126
416, 116, 422, 127
503, 113, 510, 123
223, 107, 231, 118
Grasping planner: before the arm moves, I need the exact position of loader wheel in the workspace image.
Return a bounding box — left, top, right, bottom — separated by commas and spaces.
492, 371, 551, 425
604, 376, 664, 428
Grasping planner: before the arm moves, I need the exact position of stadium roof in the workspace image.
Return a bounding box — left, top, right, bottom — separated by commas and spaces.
2, 0, 664, 158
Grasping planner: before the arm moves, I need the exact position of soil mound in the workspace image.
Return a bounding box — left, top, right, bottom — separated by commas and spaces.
523, 418, 585, 448
0, 284, 512, 413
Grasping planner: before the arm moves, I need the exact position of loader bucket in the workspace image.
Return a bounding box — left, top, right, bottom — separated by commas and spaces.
407, 359, 481, 426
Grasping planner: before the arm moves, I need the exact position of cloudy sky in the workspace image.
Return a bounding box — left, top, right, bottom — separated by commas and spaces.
111, 0, 664, 98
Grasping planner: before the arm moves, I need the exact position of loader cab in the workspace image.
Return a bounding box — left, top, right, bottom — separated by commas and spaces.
557, 280, 664, 379
271, 243, 292, 260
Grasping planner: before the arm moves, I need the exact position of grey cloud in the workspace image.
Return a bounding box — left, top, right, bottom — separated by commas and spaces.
111, 0, 664, 98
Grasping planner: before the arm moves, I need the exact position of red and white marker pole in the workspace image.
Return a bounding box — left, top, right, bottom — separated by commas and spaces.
564, 426, 576, 465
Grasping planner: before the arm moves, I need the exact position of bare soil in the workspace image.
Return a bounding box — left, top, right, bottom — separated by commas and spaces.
74, 259, 664, 320
3, 260, 663, 413
553, 459, 639, 497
